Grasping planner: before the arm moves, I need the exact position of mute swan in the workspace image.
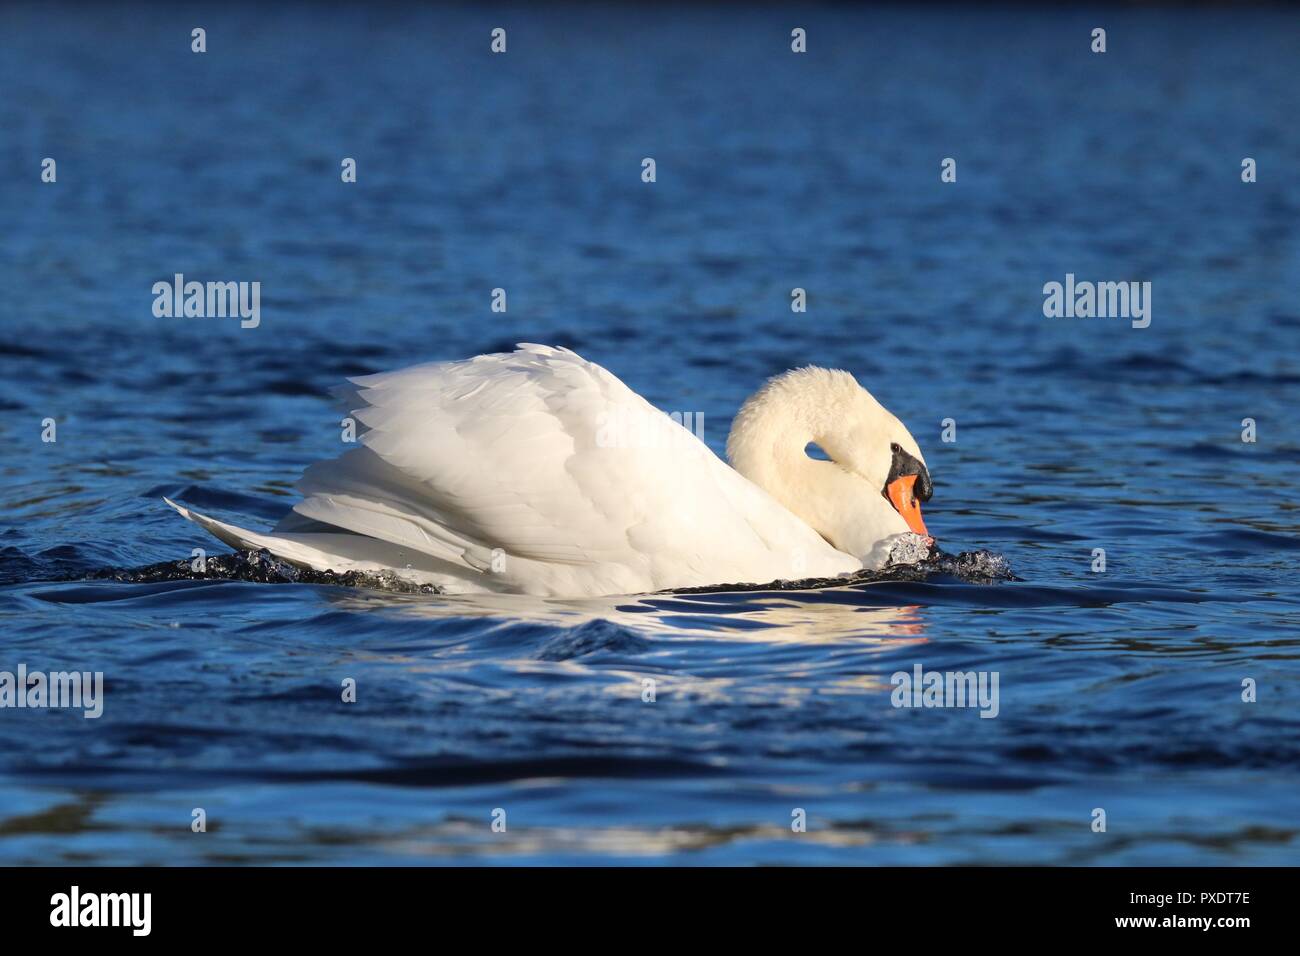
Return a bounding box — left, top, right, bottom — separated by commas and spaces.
166, 344, 933, 597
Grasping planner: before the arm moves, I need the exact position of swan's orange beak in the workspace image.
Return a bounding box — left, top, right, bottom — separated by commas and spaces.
886, 474, 928, 536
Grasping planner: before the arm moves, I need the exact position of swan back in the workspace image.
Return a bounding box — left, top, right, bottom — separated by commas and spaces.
287, 345, 857, 593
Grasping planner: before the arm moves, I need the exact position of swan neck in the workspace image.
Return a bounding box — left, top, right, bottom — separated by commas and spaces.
725, 370, 858, 508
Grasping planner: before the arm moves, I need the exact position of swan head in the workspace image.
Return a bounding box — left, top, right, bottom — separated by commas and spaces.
726, 366, 933, 566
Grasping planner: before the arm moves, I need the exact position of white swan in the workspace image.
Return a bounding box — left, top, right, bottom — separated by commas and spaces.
166, 344, 933, 597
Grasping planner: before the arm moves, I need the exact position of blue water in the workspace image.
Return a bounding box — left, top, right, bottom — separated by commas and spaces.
2, 3, 1298, 864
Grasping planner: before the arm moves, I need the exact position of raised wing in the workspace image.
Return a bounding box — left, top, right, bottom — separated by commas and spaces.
287, 344, 848, 593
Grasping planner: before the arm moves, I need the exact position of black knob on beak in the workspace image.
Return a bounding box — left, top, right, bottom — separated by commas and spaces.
914, 466, 933, 502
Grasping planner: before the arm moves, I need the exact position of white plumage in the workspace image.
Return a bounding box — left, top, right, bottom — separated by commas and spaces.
167, 344, 931, 596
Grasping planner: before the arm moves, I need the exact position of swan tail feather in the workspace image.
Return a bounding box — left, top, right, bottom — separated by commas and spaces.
163, 497, 331, 568
162, 497, 489, 591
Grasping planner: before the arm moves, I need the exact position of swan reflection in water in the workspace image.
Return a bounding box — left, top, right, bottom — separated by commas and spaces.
319, 583, 929, 646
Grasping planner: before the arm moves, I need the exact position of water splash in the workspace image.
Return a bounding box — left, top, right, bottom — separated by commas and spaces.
668, 542, 1014, 593
75, 537, 1013, 596
84, 549, 442, 594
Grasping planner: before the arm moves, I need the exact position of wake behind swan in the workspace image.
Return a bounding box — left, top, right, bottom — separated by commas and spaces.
167, 344, 936, 597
